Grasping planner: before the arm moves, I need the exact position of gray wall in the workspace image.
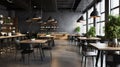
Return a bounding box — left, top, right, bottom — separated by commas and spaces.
0, 5, 8, 17
43, 11, 81, 34
15, 10, 42, 33
16, 10, 81, 34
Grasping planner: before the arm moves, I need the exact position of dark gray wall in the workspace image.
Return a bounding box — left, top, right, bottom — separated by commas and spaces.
15, 10, 41, 33
43, 11, 81, 34
0, 5, 8, 17
16, 10, 81, 34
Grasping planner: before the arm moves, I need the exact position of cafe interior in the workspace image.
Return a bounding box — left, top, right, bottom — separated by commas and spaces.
0, 0, 120, 67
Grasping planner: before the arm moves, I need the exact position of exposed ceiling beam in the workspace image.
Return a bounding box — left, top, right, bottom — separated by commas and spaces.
42, 0, 57, 12
13, 0, 30, 10
75, 0, 93, 12
83, 0, 102, 13
72, 0, 81, 11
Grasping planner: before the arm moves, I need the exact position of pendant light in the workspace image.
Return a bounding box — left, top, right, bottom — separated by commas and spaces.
77, 16, 84, 22
90, 7, 100, 18
90, 1, 100, 18
26, 0, 41, 22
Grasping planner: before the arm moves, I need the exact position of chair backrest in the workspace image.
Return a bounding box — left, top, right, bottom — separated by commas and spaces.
81, 40, 97, 52
47, 40, 52, 47
20, 43, 32, 50
15, 40, 21, 50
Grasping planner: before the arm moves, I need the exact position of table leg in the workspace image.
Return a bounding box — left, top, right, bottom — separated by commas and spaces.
101, 51, 104, 67
95, 50, 100, 67
39, 44, 43, 61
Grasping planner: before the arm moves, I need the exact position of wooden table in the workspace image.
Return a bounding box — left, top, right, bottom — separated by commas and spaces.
90, 43, 120, 67
20, 39, 48, 60
38, 36, 55, 46
77, 37, 101, 52
20, 39, 47, 44
0, 34, 26, 39
78, 37, 101, 41
68, 34, 80, 40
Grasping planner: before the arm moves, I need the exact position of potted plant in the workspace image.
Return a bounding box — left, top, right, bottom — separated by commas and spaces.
86, 26, 96, 37
105, 15, 120, 47
75, 26, 80, 35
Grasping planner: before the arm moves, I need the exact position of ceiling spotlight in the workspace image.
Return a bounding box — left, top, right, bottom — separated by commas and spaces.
7, 0, 13, 3
34, 6, 37, 8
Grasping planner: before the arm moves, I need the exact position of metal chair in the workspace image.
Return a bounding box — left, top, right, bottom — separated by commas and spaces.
20, 43, 35, 63
81, 40, 97, 67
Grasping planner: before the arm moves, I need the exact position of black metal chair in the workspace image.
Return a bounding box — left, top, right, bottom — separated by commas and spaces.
81, 40, 97, 67
14, 39, 24, 60
20, 43, 35, 63
42, 39, 52, 61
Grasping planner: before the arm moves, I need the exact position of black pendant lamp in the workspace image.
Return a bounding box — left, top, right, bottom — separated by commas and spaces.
90, 7, 100, 18
77, 16, 84, 22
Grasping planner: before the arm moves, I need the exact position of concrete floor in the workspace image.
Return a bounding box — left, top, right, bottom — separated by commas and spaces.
0, 40, 95, 67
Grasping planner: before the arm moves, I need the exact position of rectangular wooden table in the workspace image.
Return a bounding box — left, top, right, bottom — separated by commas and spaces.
20, 39, 48, 60
90, 43, 120, 67
20, 39, 47, 44
78, 37, 101, 41
0, 34, 26, 39
77, 37, 101, 53
38, 36, 55, 46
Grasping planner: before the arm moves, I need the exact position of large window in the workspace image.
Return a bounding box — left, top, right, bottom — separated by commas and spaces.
110, 0, 119, 15
88, 8, 93, 30
100, 0, 105, 13
81, 0, 120, 36
95, 0, 105, 36
80, 13, 86, 34
110, 0, 119, 9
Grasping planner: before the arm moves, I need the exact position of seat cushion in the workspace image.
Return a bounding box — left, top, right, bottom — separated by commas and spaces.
82, 51, 97, 57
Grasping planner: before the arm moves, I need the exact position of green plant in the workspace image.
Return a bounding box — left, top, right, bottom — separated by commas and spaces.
105, 15, 120, 39
87, 26, 96, 37
4, 17, 13, 23
75, 26, 80, 33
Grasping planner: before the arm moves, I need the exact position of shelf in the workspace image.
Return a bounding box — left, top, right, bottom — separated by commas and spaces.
0, 17, 18, 33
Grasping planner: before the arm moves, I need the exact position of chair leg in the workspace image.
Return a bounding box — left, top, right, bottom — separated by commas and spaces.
92, 57, 94, 67
15, 51, 17, 61
33, 52, 35, 59
81, 56, 83, 67
84, 57, 86, 67
28, 54, 30, 64
39, 48, 43, 61
50, 50, 52, 61
21, 54, 25, 62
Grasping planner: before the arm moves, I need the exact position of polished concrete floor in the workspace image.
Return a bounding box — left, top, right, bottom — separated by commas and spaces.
0, 40, 99, 67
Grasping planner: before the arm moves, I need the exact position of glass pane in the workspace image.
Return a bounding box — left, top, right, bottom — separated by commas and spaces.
100, 22, 105, 36
100, 0, 105, 12
96, 2, 101, 14
88, 7, 93, 18
80, 23, 86, 35
101, 13, 105, 21
83, 13, 86, 21
88, 24, 93, 30
88, 18, 93, 23
83, 25, 86, 33
96, 23, 100, 35
96, 17, 100, 22
111, 0, 119, 9
111, 8, 119, 16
